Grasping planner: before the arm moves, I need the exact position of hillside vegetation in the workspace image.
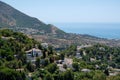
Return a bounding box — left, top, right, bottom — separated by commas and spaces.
0, 30, 120, 80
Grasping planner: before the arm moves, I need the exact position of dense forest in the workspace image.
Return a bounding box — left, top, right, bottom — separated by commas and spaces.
0, 29, 39, 80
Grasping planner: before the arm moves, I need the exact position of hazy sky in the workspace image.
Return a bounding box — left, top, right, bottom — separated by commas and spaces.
1, 0, 120, 23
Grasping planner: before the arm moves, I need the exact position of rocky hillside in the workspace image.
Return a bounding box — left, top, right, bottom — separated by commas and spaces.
0, 1, 65, 36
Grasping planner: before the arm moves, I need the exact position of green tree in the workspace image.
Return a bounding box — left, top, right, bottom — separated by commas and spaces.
104, 69, 109, 76
63, 70, 74, 80
0, 60, 3, 66
72, 62, 79, 71
43, 48, 47, 58
38, 43, 43, 50
60, 53, 65, 60
93, 71, 106, 80
63, 64, 67, 69
44, 58, 50, 66
6, 55, 14, 61
46, 63, 58, 73
26, 62, 35, 72
48, 46, 54, 55
35, 57, 41, 68
13, 60, 19, 69
18, 60, 22, 68
0, 67, 26, 80
44, 73, 54, 80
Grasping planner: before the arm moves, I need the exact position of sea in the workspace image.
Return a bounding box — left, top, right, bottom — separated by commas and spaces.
54, 23, 120, 39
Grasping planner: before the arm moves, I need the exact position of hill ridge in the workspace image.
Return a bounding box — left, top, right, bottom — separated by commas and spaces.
1, 1, 120, 48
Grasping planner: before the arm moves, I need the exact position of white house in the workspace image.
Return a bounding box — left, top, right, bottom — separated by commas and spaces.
25, 48, 42, 63
63, 58, 73, 68
76, 53, 82, 59
41, 43, 48, 48
81, 69, 91, 72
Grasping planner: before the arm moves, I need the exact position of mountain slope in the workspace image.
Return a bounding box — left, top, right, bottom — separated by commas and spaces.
0, 1, 65, 36
0, 1, 120, 48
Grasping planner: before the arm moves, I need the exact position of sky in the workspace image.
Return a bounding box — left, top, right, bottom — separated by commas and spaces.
1, 0, 120, 23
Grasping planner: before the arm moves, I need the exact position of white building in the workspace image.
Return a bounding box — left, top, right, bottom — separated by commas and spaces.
76, 53, 82, 59
26, 48, 42, 63
81, 69, 91, 72
41, 43, 48, 48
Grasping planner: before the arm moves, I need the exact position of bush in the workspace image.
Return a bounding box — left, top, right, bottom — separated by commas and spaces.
46, 63, 58, 73
26, 62, 35, 72
44, 73, 54, 80
0, 67, 25, 80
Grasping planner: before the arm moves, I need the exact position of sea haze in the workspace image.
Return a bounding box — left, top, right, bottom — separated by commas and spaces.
54, 23, 120, 39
